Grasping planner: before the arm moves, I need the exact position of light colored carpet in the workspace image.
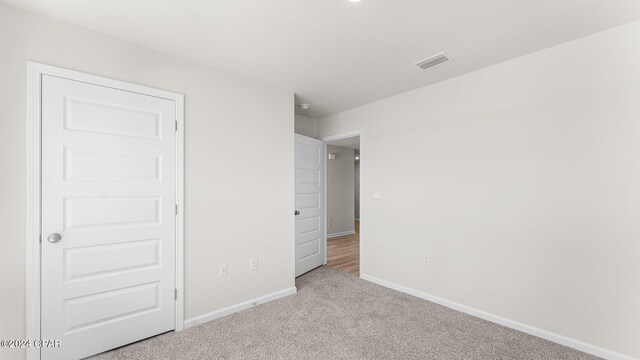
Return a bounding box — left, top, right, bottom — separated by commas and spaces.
91, 267, 599, 360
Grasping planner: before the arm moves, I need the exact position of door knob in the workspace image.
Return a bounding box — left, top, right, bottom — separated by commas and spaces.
294, 210, 300, 216
47, 233, 62, 243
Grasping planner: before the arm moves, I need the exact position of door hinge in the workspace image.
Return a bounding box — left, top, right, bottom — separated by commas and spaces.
174, 289, 178, 300
175, 204, 178, 215
175, 120, 178, 132
39, 234, 42, 244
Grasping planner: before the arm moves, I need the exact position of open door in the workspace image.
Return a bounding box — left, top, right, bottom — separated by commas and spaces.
294, 134, 325, 276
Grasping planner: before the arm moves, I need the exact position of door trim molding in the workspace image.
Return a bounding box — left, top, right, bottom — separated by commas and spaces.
26, 62, 185, 360
320, 130, 363, 272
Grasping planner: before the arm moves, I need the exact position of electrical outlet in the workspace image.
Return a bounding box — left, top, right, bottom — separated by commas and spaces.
249, 257, 258, 271
423, 254, 430, 265
219, 264, 228, 277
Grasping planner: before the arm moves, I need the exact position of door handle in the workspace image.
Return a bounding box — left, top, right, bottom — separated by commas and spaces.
47, 233, 62, 243
294, 210, 300, 216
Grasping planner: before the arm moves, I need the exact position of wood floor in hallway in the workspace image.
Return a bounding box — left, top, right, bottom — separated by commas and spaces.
327, 221, 359, 276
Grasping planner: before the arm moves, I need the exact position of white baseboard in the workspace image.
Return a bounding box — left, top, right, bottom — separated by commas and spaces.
360, 274, 636, 360
183, 287, 297, 329
327, 230, 356, 238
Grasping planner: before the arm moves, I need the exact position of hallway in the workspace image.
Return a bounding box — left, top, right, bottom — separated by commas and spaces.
326, 221, 359, 276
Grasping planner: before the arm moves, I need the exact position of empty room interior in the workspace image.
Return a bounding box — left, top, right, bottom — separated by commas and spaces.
2, 1, 640, 359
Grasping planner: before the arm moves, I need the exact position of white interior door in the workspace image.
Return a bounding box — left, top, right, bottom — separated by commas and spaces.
41, 75, 177, 360
295, 134, 325, 276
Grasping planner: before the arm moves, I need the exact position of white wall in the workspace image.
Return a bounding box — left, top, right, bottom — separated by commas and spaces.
326, 145, 355, 236
319, 21, 640, 359
294, 114, 319, 138
0, 4, 294, 360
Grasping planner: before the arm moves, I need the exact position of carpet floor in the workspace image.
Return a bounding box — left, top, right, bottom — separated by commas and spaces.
91, 267, 599, 360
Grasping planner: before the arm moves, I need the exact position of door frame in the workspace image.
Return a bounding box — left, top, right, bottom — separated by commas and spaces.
320, 130, 363, 275
26, 62, 185, 360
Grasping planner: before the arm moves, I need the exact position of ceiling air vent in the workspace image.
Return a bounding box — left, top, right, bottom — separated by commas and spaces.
414, 52, 453, 70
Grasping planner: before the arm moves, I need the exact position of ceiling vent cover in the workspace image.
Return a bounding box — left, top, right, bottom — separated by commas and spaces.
415, 52, 453, 70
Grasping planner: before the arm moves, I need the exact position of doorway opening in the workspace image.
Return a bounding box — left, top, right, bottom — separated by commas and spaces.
323, 133, 361, 276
